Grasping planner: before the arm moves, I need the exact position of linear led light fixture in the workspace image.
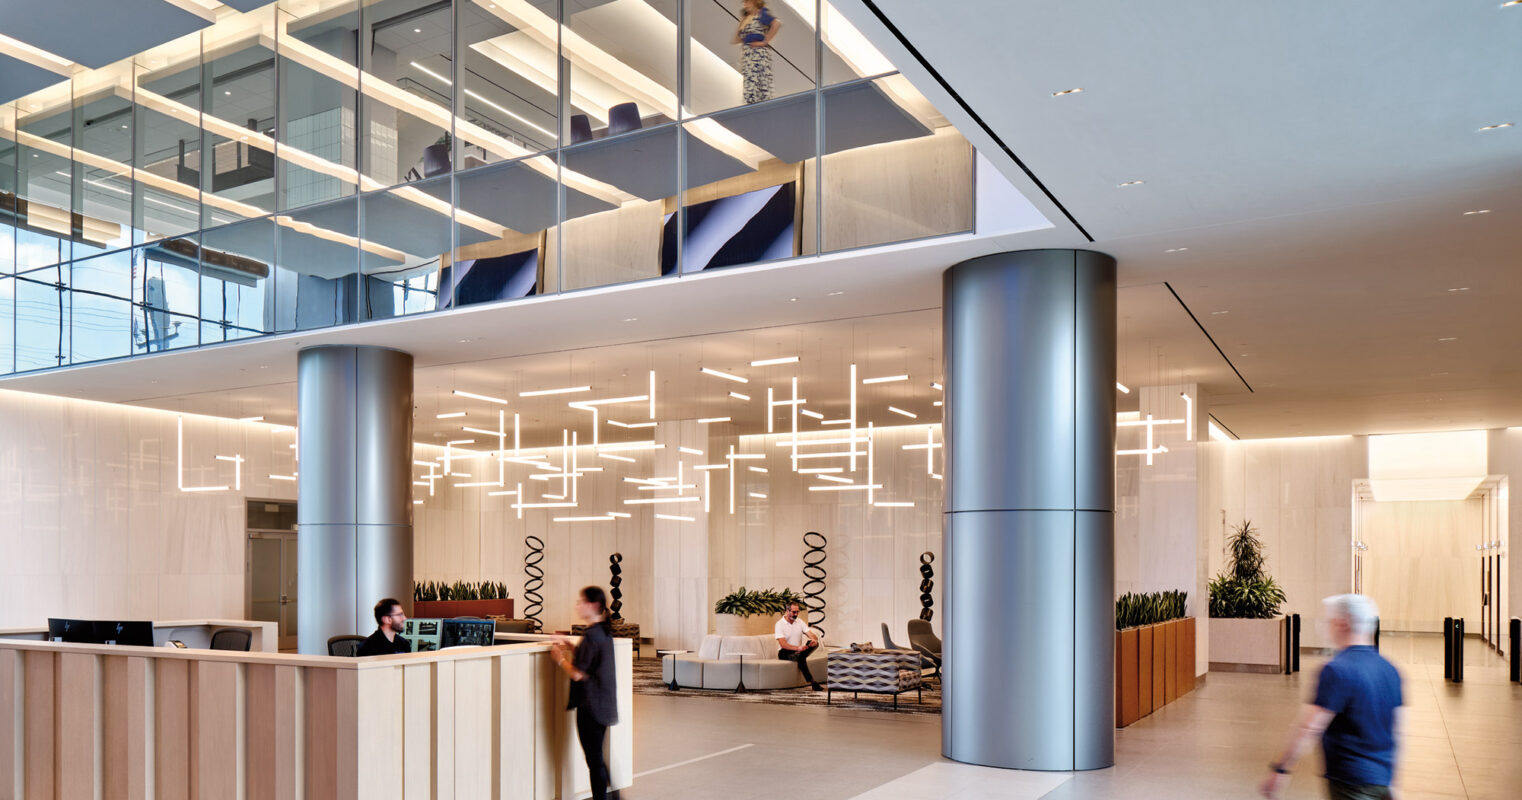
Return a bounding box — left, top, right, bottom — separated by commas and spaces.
750, 356, 799, 367
821, 419, 851, 426
513, 501, 578, 509
436, 412, 466, 419
862, 375, 908, 385
933, 401, 943, 407
698, 417, 731, 424
772, 436, 866, 447
1117, 446, 1170, 457
0, 32, 76, 74
413, 500, 424, 505
809, 484, 884, 492
453, 390, 507, 405
408, 60, 559, 140
1116, 383, 1130, 394
679, 447, 704, 456
1181, 392, 1194, 441
797, 467, 843, 474
177, 416, 233, 493
462, 426, 506, 437
215, 455, 245, 491
570, 395, 647, 407
454, 481, 503, 488
800, 409, 823, 419
749, 492, 768, 499
624, 496, 702, 505
599, 453, 637, 463
749, 466, 768, 474
487, 490, 520, 497
544, 493, 566, 500
624, 477, 667, 486
521, 386, 591, 397
700, 367, 748, 384
793, 451, 858, 460
238, 416, 265, 423
726, 453, 765, 460
270, 474, 297, 481
888, 406, 917, 419
1116, 418, 1183, 428
931, 382, 943, 391
692, 464, 729, 471
815, 474, 854, 484
729, 392, 751, 401
608, 420, 658, 429
931, 473, 943, 481
874, 501, 915, 508
1208, 421, 1233, 442
637, 484, 696, 491
655, 514, 696, 522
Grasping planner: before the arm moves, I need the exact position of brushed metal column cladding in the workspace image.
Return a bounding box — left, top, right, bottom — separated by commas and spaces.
942, 250, 1116, 771
297, 345, 414, 654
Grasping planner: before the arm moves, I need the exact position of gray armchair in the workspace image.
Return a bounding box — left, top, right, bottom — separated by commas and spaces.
881, 622, 904, 651
907, 619, 942, 679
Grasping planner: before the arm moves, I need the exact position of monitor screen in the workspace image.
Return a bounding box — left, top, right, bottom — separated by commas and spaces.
404, 618, 444, 652
94, 621, 155, 647
46, 618, 98, 644
660, 181, 797, 275
441, 619, 496, 649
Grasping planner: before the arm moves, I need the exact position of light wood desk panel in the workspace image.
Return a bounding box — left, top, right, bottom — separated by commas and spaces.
0, 635, 633, 800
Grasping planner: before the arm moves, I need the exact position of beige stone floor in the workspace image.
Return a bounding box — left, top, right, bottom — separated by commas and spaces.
626, 633, 1520, 799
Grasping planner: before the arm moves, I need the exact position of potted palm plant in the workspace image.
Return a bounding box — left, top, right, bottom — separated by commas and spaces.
1208, 521, 1289, 672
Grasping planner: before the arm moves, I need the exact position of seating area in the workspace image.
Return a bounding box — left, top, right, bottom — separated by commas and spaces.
661, 633, 827, 691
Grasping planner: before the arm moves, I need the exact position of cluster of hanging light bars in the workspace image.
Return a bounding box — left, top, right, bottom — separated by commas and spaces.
1115, 391, 1195, 466
421, 360, 939, 517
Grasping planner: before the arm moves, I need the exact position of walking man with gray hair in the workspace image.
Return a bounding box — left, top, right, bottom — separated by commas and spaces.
1261, 594, 1402, 799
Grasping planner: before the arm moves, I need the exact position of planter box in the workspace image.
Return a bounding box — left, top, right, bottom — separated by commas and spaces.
1209, 617, 1285, 673
1115, 617, 1198, 728
714, 613, 774, 637
413, 599, 514, 619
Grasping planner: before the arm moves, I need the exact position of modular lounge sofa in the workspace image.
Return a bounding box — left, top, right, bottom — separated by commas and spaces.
661, 633, 828, 691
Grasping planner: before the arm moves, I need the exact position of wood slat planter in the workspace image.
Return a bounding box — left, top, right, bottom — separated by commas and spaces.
1115, 617, 1197, 727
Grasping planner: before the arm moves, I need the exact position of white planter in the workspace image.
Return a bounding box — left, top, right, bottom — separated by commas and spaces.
1209, 617, 1286, 673
714, 613, 774, 637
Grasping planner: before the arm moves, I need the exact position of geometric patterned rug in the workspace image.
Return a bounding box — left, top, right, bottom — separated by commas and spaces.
631, 657, 942, 716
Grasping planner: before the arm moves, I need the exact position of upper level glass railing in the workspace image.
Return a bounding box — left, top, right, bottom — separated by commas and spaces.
0, 0, 973, 375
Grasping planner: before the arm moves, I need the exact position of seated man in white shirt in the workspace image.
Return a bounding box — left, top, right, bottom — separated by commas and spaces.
775, 601, 823, 690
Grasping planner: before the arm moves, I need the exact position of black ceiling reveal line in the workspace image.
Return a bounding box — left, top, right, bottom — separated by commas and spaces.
1164, 281, 1254, 394
858, 0, 1093, 243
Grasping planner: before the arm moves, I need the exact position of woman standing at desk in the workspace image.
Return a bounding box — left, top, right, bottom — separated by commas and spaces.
734, 0, 781, 104
552, 586, 618, 800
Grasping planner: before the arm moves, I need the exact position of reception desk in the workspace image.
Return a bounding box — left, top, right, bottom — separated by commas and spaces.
0, 619, 279, 653
0, 630, 633, 799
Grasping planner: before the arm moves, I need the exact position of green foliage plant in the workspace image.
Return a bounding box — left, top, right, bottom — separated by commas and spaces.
1115, 590, 1188, 630
713, 586, 804, 618
411, 580, 511, 604
1208, 520, 1287, 619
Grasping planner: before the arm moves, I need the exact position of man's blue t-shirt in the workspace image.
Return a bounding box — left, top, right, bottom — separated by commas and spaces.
1313, 645, 1402, 786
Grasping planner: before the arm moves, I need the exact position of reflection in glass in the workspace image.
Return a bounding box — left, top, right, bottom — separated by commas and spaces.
130, 244, 200, 356
456, 0, 559, 167
452, 156, 559, 306
276, 1, 361, 210
275, 196, 361, 331
201, 8, 279, 227
15, 272, 68, 372
0, 276, 12, 375
70, 251, 135, 364
673, 96, 817, 273
821, 75, 969, 252
15, 98, 74, 273
557, 127, 675, 292
819, 0, 895, 86
684, 0, 816, 117
361, 177, 449, 319
201, 217, 275, 343
134, 55, 205, 244
562, 0, 677, 145
360, 0, 452, 188
70, 73, 136, 257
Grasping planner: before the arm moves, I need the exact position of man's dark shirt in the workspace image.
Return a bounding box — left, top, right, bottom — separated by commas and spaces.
1314, 645, 1402, 787
357, 629, 411, 657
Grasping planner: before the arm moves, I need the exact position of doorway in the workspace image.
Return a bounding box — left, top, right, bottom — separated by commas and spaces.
246, 499, 298, 651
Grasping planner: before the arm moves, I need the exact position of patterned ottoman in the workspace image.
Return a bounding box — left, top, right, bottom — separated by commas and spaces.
826, 648, 922, 708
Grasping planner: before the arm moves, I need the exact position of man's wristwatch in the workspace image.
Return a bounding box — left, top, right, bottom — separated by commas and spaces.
1269, 762, 1289, 775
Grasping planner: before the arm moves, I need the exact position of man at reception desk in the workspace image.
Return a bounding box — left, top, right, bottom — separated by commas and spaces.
358, 597, 413, 656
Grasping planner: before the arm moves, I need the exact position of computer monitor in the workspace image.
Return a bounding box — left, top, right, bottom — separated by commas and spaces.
46, 618, 99, 644
94, 620, 155, 647
404, 618, 443, 652
441, 619, 496, 649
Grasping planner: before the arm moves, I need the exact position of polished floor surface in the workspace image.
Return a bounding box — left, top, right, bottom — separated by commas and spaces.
627, 634, 1519, 799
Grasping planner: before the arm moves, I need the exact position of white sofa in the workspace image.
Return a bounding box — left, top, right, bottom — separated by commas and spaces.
661, 633, 828, 690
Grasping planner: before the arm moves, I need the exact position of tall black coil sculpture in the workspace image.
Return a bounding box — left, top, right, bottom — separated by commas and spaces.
802, 531, 827, 636
608, 552, 624, 620
523, 535, 545, 631
918, 552, 935, 621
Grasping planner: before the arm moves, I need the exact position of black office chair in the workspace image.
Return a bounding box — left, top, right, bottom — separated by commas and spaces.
570, 113, 593, 144
209, 628, 252, 652
607, 102, 641, 137
422, 142, 452, 177
328, 635, 367, 657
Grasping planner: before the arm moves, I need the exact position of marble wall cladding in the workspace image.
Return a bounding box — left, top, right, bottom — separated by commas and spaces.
0, 389, 295, 629
1359, 499, 1483, 632
1203, 434, 1366, 648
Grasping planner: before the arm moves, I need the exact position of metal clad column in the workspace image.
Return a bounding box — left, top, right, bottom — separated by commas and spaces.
942, 250, 1116, 771
297, 345, 414, 655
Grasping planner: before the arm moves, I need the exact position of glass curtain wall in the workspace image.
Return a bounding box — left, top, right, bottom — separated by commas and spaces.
0, 0, 970, 375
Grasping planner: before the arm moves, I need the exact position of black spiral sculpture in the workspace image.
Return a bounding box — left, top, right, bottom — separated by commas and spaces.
523, 535, 545, 631
608, 552, 624, 620
802, 531, 827, 637
918, 552, 935, 621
